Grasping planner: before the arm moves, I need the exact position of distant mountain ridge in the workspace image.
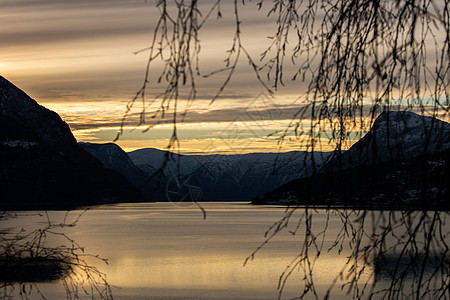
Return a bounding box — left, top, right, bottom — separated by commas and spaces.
125, 148, 330, 201
0, 76, 144, 209
81, 144, 331, 201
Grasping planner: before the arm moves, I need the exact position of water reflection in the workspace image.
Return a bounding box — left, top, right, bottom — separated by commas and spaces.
1, 204, 449, 299
258, 208, 450, 299
374, 253, 449, 281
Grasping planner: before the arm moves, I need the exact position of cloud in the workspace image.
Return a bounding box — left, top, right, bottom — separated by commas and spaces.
64, 101, 305, 130
0, 2, 151, 47
1, 0, 303, 105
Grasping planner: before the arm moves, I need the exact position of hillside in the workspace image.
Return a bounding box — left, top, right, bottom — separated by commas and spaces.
255, 111, 450, 208
0, 76, 144, 209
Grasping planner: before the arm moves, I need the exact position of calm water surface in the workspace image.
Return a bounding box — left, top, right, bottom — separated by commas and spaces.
3, 202, 448, 299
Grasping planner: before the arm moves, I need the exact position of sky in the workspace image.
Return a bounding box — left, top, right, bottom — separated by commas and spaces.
1, 0, 315, 154
2, 1, 447, 154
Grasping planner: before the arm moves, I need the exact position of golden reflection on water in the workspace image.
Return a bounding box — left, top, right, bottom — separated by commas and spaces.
104, 252, 373, 290
5, 203, 448, 299
60, 203, 377, 299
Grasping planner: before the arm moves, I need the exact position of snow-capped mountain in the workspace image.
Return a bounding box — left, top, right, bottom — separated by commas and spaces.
128, 148, 330, 201
326, 111, 450, 171
258, 111, 450, 207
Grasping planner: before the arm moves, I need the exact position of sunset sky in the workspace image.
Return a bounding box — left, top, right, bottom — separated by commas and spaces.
2, 1, 447, 154
1, 0, 312, 154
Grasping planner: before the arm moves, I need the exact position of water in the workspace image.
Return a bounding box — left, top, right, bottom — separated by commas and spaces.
1, 203, 449, 299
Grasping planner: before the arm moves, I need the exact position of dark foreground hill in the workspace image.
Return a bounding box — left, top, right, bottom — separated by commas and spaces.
255, 111, 450, 209
0, 76, 144, 209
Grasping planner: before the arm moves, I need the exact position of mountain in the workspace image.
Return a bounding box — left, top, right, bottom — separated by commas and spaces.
325, 111, 450, 171
79, 142, 156, 200
256, 111, 450, 208
128, 148, 331, 201
0, 76, 144, 209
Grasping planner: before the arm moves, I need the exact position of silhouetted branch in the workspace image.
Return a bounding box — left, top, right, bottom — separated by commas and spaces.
124, 1, 450, 299
0, 211, 112, 300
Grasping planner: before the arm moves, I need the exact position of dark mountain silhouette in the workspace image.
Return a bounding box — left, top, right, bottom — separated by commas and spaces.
0, 76, 144, 209
255, 111, 450, 208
